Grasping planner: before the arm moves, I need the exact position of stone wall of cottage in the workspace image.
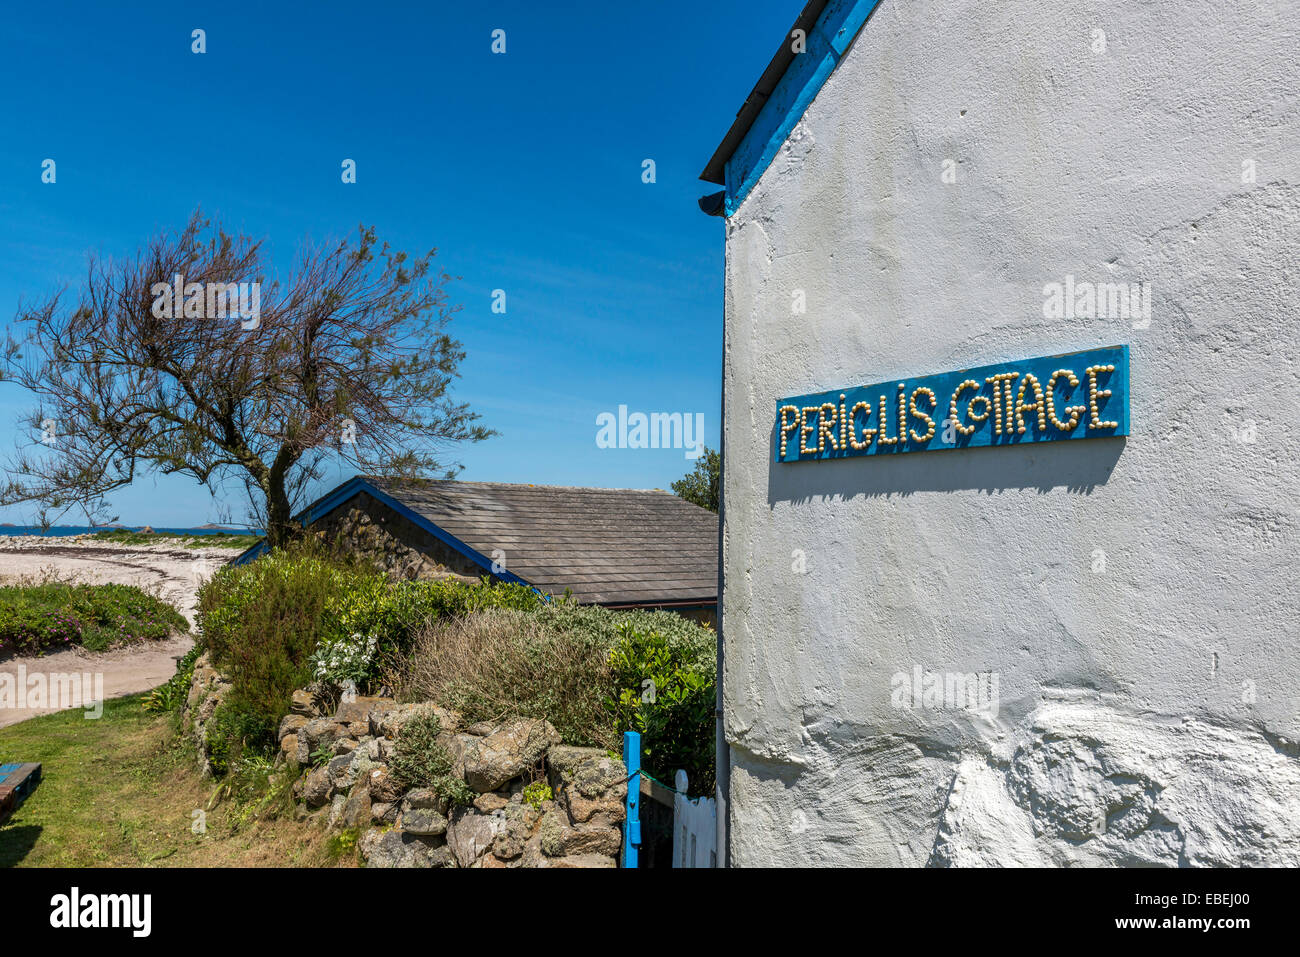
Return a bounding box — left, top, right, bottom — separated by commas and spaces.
311, 492, 485, 583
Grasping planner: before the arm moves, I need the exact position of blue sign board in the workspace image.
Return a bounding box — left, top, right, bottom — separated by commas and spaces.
775, 345, 1129, 463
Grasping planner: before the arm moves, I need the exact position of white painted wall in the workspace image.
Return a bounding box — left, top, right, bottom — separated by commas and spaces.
721, 0, 1300, 866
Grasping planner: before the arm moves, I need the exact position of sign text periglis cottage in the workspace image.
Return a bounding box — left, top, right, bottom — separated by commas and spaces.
776, 345, 1129, 462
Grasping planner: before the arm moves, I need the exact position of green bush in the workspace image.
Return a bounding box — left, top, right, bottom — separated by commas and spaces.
204, 697, 275, 776
521, 780, 553, 810
400, 606, 617, 749
197, 542, 378, 754
388, 709, 474, 807
195, 541, 717, 794
143, 643, 204, 713
336, 576, 542, 649
0, 582, 187, 657
196, 542, 536, 767
311, 576, 541, 688
606, 622, 716, 796
397, 598, 717, 795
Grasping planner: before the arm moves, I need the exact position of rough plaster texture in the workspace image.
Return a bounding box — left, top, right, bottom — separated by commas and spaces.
720, 0, 1300, 866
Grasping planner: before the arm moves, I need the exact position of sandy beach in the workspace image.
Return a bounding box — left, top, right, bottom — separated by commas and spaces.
0, 536, 237, 728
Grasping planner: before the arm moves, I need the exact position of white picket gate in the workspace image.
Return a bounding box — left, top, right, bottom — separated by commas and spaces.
672, 770, 717, 868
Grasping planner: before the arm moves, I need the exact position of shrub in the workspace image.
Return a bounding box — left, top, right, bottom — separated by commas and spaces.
521, 780, 552, 810
204, 697, 275, 776
606, 622, 716, 796
388, 709, 474, 807
336, 576, 541, 650
197, 541, 379, 755
397, 607, 617, 749
143, 643, 204, 713
195, 541, 542, 770
395, 598, 718, 794
323, 576, 542, 688
536, 599, 714, 666
309, 632, 380, 687
0, 581, 187, 658
194, 540, 717, 793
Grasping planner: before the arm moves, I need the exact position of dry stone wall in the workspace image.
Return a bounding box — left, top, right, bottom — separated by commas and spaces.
281, 692, 626, 868
184, 659, 629, 868
181, 653, 231, 776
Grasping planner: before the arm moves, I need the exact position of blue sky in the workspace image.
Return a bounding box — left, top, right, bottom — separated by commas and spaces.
0, 0, 795, 526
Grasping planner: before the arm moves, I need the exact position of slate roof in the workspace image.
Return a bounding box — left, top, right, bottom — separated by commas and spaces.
362, 477, 719, 607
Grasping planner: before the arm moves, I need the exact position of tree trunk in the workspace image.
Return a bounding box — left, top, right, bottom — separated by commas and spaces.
264, 479, 297, 551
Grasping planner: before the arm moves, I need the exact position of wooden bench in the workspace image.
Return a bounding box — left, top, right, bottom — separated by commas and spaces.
0, 763, 42, 824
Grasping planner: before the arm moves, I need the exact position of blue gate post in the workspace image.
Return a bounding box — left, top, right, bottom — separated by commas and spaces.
622, 731, 641, 868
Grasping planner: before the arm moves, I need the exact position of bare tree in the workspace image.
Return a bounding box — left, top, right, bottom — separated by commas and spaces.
1, 212, 491, 548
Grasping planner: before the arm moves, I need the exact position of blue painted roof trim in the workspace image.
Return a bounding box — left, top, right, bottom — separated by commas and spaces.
232, 542, 265, 564
724, 0, 882, 216
230, 477, 543, 596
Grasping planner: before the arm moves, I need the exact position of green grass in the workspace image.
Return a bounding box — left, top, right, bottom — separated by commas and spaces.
0, 582, 188, 657
0, 695, 349, 867
87, 529, 261, 550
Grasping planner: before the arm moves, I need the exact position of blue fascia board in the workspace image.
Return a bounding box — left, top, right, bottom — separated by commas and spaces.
232, 541, 266, 565
300, 475, 371, 527
229, 477, 545, 598
725, 0, 882, 216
